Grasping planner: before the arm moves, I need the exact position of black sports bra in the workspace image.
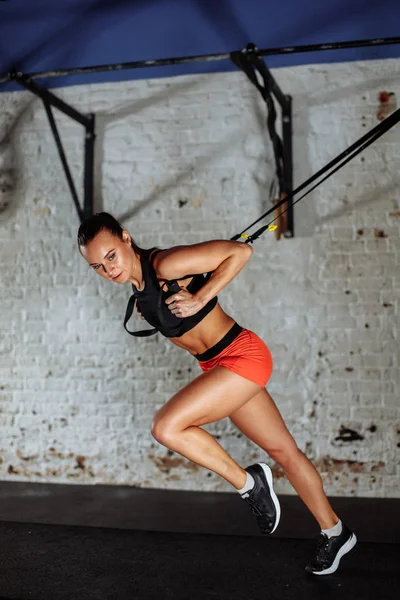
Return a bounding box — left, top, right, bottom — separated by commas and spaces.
123, 249, 218, 338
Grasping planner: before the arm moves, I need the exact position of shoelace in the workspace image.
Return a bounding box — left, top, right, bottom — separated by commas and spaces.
243, 495, 274, 529
242, 495, 262, 516
314, 534, 331, 564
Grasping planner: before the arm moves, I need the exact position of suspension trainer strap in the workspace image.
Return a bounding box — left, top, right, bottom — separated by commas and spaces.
155, 273, 212, 330
123, 293, 158, 337
156, 280, 180, 330
231, 107, 400, 243
124, 273, 213, 337
231, 46, 285, 197
249, 124, 392, 241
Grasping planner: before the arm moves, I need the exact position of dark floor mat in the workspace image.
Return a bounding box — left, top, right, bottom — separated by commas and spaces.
0, 521, 398, 600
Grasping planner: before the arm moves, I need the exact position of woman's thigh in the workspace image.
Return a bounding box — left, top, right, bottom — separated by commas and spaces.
154, 366, 262, 431
229, 388, 298, 454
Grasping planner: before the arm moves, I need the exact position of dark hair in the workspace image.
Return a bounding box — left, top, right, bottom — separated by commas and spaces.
77, 212, 145, 255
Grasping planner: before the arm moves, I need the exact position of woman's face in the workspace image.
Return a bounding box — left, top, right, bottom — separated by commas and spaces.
80, 229, 137, 284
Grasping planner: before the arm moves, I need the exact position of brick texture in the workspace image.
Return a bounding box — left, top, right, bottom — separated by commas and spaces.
0, 58, 399, 496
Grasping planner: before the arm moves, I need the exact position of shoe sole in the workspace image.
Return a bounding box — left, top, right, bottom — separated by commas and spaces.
259, 463, 281, 534
310, 533, 357, 575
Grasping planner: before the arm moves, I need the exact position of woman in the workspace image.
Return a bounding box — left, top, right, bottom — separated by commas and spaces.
78, 212, 356, 575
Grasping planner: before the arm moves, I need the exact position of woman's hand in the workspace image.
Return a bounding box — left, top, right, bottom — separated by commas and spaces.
154, 240, 253, 308
165, 288, 204, 318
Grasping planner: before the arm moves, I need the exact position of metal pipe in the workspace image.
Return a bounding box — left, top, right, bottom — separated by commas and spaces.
1, 36, 399, 84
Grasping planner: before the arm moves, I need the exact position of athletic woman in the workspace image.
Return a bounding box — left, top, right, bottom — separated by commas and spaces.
78, 212, 356, 575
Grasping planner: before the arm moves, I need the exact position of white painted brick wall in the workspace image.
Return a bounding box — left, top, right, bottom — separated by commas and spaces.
0, 58, 399, 497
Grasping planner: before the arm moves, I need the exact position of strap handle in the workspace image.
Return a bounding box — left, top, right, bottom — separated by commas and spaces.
123, 272, 213, 338
123, 294, 158, 337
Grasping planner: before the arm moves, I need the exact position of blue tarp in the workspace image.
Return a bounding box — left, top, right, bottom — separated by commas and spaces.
1, 0, 400, 90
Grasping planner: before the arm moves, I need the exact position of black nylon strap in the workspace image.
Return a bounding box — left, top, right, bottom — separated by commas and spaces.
231, 46, 285, 198
154, 276, 204, 333
231, 106, 400, 243
249, 124, 388, 241
123, 293, 158, 337
123, 273, 213, 338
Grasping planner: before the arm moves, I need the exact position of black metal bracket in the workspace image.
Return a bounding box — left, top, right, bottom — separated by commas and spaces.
282, 95, 293, 237
10, 71, 95, 222
231, 44, 293, 237
2, 36, 398, 238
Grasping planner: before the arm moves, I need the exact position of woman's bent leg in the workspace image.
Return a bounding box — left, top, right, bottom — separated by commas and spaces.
229, 388, 339, 530
152, 366, 262, 489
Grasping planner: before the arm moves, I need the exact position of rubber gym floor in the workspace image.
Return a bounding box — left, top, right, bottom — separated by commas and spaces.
0, 482, 398, 600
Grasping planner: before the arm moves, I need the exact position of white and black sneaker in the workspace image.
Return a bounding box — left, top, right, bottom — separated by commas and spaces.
241, 463, 281, 534
306, 523, 357, 575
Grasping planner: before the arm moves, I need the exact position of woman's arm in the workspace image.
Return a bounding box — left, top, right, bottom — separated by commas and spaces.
154, 240, 253, 317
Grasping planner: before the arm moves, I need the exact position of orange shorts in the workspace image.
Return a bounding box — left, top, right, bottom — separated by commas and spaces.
195, 323, 273, 388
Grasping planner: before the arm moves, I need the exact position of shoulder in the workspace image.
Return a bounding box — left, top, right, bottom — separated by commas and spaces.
152, 240, 251, 281
151, 247, 179, 279
152, 244, 208, 280
155, 240, 252, 277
